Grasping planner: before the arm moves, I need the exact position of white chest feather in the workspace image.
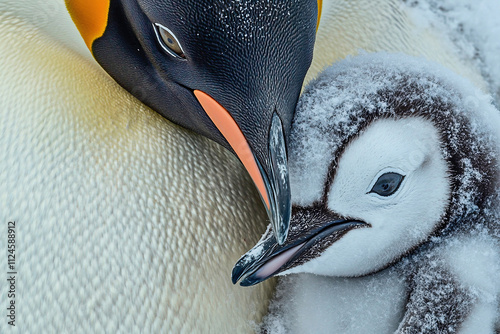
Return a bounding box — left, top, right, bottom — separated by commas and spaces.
0, 1, 273, 332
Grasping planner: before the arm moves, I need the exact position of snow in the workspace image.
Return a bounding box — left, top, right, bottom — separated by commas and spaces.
403, 0, 500, 106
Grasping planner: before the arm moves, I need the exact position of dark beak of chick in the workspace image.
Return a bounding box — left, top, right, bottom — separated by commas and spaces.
232, 208, 368, 286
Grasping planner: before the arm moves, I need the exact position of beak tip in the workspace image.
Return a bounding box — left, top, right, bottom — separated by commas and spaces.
270, 210, 290, 245
240, 275, 261, 287
231, 265, 261, 287
276, 226, 288, 245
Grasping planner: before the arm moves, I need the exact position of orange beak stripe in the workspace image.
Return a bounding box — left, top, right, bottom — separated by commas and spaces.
65, 0, 110, 51
194, 90, 270, 209
317, 0, 322, 31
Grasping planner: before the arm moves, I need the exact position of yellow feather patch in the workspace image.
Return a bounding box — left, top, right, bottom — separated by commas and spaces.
65, 0, 110, 51
317, 0, 322, 31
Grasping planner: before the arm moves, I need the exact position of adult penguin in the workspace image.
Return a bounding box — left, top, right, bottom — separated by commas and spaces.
65, 0, 322, 244
0, 0, 321, 332
233, 53, 500, 333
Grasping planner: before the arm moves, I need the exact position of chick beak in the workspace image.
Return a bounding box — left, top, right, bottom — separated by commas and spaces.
194, 90, 291, 245
232, 219, 367, 286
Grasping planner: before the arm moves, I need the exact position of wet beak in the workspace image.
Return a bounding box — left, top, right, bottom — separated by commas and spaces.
232, 219, 367, 286
194, 90, 291, 244
261, 112, 291, 245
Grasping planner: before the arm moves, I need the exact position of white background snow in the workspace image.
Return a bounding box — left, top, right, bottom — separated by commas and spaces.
404, 0, 500, 107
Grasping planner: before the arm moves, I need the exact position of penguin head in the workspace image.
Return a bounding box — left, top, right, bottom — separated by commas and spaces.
232, 53, 500, 286
65, 0, 321, 244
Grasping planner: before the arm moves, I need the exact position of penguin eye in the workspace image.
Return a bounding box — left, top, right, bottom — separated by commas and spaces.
369, 173, 405, 197
153, 23, 186, 60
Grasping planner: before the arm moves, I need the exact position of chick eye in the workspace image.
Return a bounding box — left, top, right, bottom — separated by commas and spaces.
369, 172, 405, 197
153, 23, 186, 60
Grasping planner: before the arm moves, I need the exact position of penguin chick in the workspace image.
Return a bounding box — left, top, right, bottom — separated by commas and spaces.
233, 53, 500, 333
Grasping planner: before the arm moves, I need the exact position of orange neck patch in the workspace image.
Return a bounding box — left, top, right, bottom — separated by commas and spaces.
317, 0, 322, 31
194, 90, 270, 209
65, 0, 111, 51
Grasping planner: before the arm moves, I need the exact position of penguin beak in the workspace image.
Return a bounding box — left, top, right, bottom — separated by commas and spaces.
232, 217, 367, 286
194, 91, 291, 245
